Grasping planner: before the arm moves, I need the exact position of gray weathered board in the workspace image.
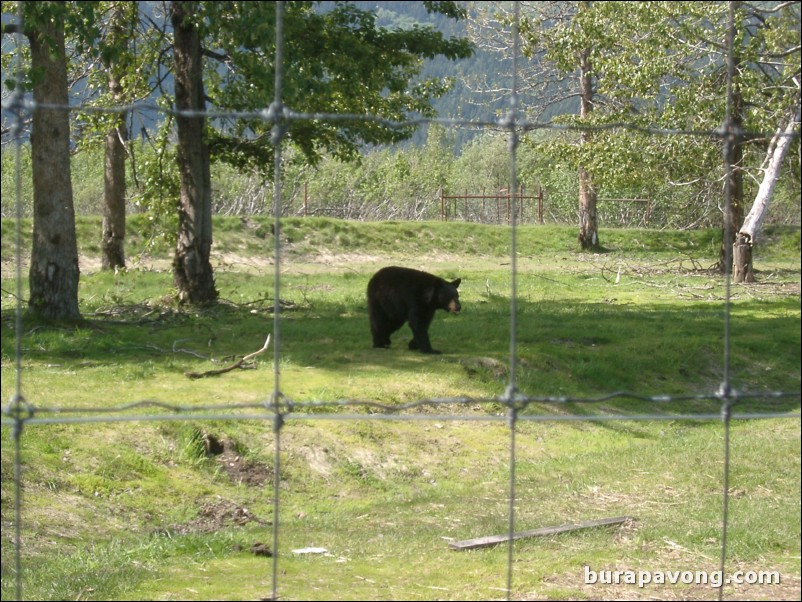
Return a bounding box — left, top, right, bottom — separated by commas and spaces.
448, 516, 633, 551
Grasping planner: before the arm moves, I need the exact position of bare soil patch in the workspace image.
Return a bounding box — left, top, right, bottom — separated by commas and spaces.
168, 497, 270, 535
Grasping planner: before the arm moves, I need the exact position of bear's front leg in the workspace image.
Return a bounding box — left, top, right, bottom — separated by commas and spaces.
408, 338, 440, 353
408, 307, 438, 353
409, 338, 441, 354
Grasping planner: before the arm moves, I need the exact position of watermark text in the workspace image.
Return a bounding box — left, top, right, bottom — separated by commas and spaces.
584, 565, 781, 589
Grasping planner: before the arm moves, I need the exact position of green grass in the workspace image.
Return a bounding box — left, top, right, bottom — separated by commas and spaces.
1, 217, 800, 600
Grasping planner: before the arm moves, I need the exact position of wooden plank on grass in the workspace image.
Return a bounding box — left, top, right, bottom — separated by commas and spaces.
448, 516, 633, 551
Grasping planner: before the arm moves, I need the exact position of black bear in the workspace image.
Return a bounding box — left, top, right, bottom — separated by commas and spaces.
367, 266, 461, 354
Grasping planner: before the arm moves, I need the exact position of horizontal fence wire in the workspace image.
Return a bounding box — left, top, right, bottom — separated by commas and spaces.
2, 2, 801, 601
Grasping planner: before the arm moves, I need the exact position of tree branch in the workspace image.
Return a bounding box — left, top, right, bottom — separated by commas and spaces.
185, 334, 271, 379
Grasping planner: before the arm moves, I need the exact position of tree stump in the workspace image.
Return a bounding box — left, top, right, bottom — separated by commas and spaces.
733, 235, 755, 283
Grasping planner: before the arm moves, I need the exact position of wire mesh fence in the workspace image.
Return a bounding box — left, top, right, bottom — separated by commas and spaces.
1, 2, 800, 601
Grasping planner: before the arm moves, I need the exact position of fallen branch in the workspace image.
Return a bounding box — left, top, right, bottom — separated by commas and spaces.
185, 334, 271, 379
448, 516, 633, 551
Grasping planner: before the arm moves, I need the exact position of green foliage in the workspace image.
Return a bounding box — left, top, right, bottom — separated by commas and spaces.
128, 134, 180, 245
75, 1, 162, 151
4, 121, 800, 230
0, 143, 32, 216
4, 1, 799, 236
200, 1, 473, 173
515, 0, 801, 214
2, 1, 473, 224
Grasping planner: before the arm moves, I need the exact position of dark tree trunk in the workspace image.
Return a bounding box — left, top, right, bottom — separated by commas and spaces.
719, 87, 745, 273
101, 3, 129, 271
102, 111, 127, 270
719, 6, 745, 274
577, 41, 599, 251
171, 0, 218, 304
27, 6, 81, 320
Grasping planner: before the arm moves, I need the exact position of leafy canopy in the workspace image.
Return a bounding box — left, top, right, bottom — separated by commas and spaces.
199, 1, 474, 173
527, 1, 800, 195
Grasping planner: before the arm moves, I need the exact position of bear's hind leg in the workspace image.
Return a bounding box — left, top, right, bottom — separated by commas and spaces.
373, 333, 391, 348
371, 323, 392, 348
369, 305, 391, 348
371, 314, 403, 349
408, 310, 438, 354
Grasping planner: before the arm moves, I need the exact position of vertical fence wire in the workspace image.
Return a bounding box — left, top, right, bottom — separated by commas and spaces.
717, 3, 738, 600
9, 2, 27, 601
1, 1, 800, 600
504, 4, 522, 599
269, 4, 286, 600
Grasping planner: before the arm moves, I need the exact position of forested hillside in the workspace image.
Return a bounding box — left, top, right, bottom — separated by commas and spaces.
319, 1, 588, 149
318, 1, 546, 148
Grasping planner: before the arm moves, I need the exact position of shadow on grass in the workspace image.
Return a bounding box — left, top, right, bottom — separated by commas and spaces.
1, 294, 799, 420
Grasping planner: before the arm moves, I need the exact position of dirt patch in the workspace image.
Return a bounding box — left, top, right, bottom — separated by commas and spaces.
169, 497, 270, 535
294, 444, 335, 478
205, 434, 273, 488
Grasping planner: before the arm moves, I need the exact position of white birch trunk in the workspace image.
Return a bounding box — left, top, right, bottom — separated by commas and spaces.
739, 106, 801, 244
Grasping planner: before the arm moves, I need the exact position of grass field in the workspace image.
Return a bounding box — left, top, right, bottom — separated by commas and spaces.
1, 217, 800, 600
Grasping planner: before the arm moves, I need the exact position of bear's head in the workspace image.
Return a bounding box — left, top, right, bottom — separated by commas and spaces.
438, 278, 461, 314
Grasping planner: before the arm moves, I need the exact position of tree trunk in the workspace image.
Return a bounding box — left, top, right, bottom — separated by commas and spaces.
171, 1, 218, 304
102, 110, 127, 270
578, 165, 598, 250
718, 5, 745, 274
577, 42, 599, 251
733, 106, 801, 283
719, 87, 745, 273
27, 6, 81, 320
101, 3, 130, 271
732, 234, 755, 283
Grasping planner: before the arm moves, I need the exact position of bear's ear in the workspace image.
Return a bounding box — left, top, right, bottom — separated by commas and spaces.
451, 278, 461, 289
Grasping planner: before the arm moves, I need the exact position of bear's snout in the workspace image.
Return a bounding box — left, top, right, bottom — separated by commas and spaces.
449, 300, 461, 314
